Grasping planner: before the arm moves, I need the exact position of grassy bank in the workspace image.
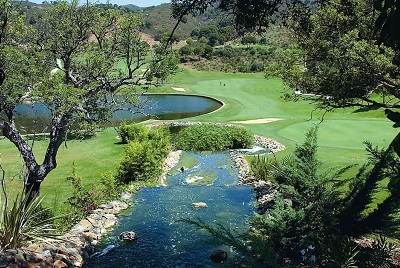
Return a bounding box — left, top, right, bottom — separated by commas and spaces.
0, 128, 125, 208
0, 67, 398, 208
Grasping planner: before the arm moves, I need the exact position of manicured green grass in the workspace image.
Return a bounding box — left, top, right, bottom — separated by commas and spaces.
160, 68, 398, 171
0, 128, 125, 208
1, 67, 397, 208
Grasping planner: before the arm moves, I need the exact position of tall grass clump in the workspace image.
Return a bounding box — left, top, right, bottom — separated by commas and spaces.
117, 124, 171, 184
0, 168, 60, 250
174, 124, 254, 151
250, 155, 270, 181
1, 194, 60, 250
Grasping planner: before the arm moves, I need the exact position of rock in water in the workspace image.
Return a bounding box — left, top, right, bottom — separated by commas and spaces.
210, 250, 228, 263
191, 202, 208, 209
119, 231, 138, 242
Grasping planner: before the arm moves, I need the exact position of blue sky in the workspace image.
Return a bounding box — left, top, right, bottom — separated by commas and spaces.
106, 0, 170, 7
30, 0, 170, 7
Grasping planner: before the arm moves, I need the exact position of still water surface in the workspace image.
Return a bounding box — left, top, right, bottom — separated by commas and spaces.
13, 94, 222, 133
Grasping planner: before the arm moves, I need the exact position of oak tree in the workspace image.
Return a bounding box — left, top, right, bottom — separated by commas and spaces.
0, 0, 176, 202
265, 0, 400, 112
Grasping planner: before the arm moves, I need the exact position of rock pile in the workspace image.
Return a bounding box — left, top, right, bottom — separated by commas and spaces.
229, 135, 285, 214
254, 135, 286, 153
0, 199, 130, 268
252, 180, 278, 215
160, 150, 183, 186
230, 151, 254, 184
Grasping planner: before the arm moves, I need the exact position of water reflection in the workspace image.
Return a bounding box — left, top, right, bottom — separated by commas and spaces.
12, 94, 222, 133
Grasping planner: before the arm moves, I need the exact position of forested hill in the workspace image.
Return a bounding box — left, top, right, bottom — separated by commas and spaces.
133, 3, 226, 41
17, 1, 226, 42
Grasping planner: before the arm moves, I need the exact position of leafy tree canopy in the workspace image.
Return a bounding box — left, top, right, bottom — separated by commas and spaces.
171, 0, 323, 33
266, 0, 400, 111
0, 0, 176, 202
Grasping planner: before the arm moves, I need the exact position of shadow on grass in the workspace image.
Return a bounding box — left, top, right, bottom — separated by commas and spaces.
352, 106, 381, 113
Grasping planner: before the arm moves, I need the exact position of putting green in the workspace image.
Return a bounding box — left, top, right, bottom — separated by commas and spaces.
278, 119, 398, 150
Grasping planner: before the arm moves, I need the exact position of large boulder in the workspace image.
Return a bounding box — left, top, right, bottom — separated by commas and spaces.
119, 231, 138, 242
192, 202, 208, 209
210, 250, 228, 263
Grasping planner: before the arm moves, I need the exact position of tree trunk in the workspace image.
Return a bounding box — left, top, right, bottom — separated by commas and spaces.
25, 177, 43, 205
1, 112, 66, 204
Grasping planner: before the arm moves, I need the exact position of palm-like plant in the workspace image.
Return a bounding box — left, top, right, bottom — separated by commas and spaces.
0, 167, 61, 250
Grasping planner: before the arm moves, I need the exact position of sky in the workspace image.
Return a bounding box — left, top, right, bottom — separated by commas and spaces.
29, 0, 171, 7
107, 0, 170, 7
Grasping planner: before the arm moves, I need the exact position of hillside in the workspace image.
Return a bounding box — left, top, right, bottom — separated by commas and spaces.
18, 1, 227, 42
134, 3, 229, 41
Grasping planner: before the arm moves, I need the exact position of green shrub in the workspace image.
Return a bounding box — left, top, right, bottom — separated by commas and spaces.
119, 124, 171, 149
146, 126, 171, 158
116, 126, 171, 184
250, 155, 270, 181
174, 124, 254, 151
117, 140, 163, 183
100, 171, 120, 201
118, 124, 149, 144
65, 163, 102, 217
250, 126, 353, 263
227, 125, 254, 149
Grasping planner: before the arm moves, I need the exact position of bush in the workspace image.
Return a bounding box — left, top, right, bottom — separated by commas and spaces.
117, 140, 163, 183
119, 124, 170, 151
118, 124, 149, 144
174, 124, 254, 151
65, 163, 102, 217
116, 125, 171, 184
100, 171, 120, 200
250, 126, 352, 263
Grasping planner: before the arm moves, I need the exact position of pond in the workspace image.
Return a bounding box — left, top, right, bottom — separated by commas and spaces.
12, 94, 222, 133
83, 152, 255, 268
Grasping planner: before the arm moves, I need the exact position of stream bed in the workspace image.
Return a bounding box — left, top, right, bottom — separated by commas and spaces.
84, 152, 255, 268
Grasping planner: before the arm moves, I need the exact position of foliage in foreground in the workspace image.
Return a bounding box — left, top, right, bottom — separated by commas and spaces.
266, 0, 400, 112
117, 124, 171, 184
174, 124, 254, 151
248, 126, 400, 266
0, 168, 61, 250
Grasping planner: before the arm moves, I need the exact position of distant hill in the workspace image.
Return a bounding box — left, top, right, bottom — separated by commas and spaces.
133, 3, 228, 41
17, 1, 225, 42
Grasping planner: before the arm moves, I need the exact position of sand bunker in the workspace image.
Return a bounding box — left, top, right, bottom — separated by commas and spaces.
233, 118, 282, 124
172, 87, 186, 92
